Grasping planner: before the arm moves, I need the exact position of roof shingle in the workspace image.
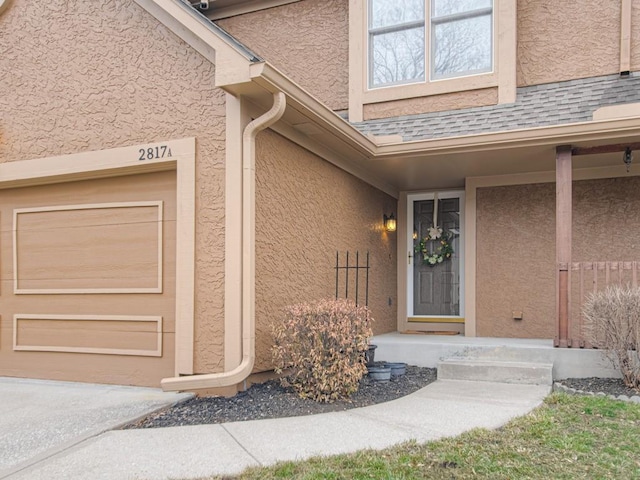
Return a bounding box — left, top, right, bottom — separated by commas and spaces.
353, 73, 640, 141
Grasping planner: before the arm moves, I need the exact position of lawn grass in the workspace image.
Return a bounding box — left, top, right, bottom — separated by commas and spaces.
215, 393, 640, 479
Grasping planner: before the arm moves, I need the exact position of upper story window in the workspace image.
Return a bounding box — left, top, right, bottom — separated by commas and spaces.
369, 0, 493, 88
369, 0, 426, 87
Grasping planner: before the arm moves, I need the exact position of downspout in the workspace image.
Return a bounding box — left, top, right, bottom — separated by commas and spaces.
161, 91, 287, 391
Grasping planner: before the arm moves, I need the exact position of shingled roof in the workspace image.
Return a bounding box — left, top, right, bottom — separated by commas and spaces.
353, 73, 640, 142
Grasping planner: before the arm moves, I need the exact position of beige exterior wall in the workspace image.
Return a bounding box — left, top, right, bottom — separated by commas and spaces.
517, 0, 622, 86
476, 176, 640, 339
572, 177, 640, 262
254, 130, 397, 370
476, 183, 555, 338
0, 0, 226, 375
220, 0, 634, 119
217, 0, 349, 112
632, 0, 640, 71
363, 88, 499, 121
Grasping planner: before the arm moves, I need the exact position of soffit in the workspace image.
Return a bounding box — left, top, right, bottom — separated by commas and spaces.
367, 142, 640, 191
239, 78, 640, 192
204, 0, 303, 20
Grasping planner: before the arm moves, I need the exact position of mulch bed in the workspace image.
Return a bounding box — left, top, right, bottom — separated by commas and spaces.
123, 365, 436, 429
123, 368, 639, 430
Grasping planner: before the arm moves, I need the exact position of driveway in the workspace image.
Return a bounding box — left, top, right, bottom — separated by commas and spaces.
0, 377, 192, 479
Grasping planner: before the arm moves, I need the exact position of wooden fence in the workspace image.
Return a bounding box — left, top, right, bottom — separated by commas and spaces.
568, 261, 640, 348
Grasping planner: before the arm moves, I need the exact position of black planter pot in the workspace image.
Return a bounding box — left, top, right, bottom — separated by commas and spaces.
365, 344, 377, 367
386, 362, 407, 377
368, 364, 391, 381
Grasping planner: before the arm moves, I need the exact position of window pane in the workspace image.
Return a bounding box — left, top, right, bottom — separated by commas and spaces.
432, 0, 492, 18
370, 0, 424, 29
432, 14, 492, 78
371, 27, 425, 86
412, 197, 461, 317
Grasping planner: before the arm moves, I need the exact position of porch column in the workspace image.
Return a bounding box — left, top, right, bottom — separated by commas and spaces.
556, 145, 572, 347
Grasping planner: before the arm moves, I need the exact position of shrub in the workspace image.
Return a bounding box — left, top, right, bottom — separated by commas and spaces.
583, 285, 640, 390
271, 298, 373, 403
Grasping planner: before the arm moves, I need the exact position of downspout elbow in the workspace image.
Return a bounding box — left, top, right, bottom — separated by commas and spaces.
161, 91, 287, 392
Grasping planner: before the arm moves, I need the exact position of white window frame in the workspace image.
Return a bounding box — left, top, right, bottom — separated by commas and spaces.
429, 1, 494, 81
349, 0, 516, 122
368, 1, 426, 88
368, 0, 494, 89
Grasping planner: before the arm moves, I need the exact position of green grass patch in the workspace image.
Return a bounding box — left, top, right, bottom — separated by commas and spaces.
208, 394, 640, 480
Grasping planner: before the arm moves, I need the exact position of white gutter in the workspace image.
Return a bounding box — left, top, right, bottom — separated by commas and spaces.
245, 64, 640, 161
161, 91, 286, 391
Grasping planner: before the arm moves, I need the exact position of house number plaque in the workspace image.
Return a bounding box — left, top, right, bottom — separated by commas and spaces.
138, 145, 173, 161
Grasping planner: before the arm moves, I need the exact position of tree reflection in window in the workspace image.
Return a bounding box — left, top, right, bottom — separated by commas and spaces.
369, 0, 425, 87
431, 0, 492, 79
368, 0, 493, 87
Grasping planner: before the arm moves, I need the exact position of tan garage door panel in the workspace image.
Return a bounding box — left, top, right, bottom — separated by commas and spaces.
14, 314, 162, 356
0, 171, 177, 387
15, 202, 163, 293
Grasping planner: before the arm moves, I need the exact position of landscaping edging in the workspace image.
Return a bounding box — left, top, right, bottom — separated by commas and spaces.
553, 381, 640, 404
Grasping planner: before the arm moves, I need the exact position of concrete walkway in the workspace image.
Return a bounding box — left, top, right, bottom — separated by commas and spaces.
1, 377, 550, 480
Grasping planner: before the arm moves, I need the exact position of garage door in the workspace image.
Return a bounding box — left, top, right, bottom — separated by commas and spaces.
0, 171, 176, 387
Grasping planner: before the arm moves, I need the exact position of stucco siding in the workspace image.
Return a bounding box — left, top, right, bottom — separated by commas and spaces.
476, 176, 640, 339
363, 88, 498, 121
632, 0, 640, 72
476, 183, 556, 338
219, 0, 632, 118
517, 0, 621, 86
573, 177, 640, 262
217, 0, 349, 112
254, 130, 396, 370
0, 0, 227, 374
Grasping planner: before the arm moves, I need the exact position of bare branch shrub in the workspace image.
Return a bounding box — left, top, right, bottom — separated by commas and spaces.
583, 285, 640, 391
271, 298, 373, 403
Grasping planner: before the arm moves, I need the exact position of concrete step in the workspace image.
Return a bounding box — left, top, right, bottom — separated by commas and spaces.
456, 345, 556, 364
437, 358, 554, 385
370, 333, 619, 380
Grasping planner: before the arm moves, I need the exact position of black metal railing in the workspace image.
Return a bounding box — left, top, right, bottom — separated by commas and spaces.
335, 251, 370, 306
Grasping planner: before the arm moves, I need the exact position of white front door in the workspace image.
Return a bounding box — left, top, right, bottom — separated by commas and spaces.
407, 192, 464, 319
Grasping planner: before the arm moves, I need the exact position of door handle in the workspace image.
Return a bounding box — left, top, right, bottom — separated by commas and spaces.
408, 251, 413, 265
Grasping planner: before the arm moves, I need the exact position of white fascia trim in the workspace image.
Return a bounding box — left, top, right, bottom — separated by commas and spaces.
249, 63, 380, 155
134, 0, 254, 86
252, 63, 640, 161
373, 116, 640, 158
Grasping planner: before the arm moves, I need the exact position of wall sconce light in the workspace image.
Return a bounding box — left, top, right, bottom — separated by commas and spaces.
383, 213, 397, 232
624, 147, 633, 172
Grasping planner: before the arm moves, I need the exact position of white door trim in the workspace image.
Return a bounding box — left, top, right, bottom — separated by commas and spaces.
406, 190, 465, 321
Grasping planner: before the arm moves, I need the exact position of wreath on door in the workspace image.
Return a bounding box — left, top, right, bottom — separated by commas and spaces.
415, 226, 454, 266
